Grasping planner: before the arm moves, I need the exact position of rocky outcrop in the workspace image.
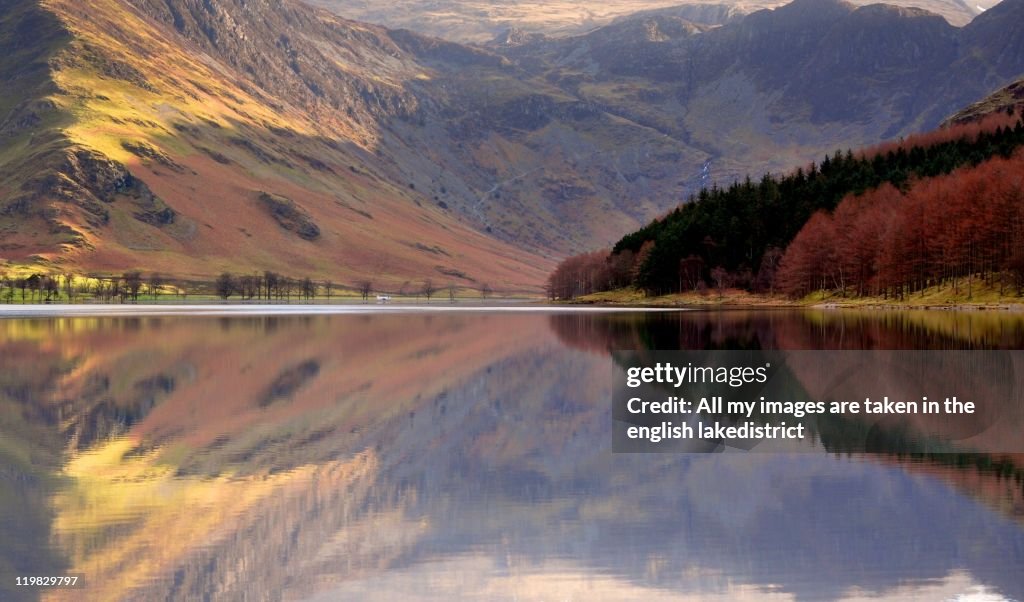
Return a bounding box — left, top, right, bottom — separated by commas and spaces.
125, 0, 423, 126
257, 191, 320, 241
4, 147, 175, 235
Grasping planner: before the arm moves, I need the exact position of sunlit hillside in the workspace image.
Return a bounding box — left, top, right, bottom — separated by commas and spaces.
0, 0, 551, 291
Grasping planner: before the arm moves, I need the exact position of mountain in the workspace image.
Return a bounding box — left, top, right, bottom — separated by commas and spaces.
548, 115, 1024, 299
0, 0, 550, 290
492, 0, 1023, 184
304, 0, 760, 43
948, 77, 1024, 124
1, 0, 1023, 287
306, 0, 999, 42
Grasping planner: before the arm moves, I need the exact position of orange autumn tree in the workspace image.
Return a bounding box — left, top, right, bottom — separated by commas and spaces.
777, 150, 1024, 298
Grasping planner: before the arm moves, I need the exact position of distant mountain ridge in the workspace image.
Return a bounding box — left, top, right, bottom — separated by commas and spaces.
479, 0, 1024, 187
306, 0, 1000, 42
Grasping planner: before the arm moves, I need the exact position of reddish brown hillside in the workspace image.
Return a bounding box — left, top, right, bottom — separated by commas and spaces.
0, 0, 551, 290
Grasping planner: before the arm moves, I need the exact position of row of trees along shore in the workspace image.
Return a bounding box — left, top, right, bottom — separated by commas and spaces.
0, 270, 495, 303
548, 112, 1024, 300
213, 272, 492, 302
0, 272, 160, 303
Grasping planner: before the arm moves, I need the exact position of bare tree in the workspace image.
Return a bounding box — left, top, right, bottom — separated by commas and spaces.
546, 250, 612, 300
480, 283, 492, 299
239, 274, 257, 300
448, 282, 456, 303
252, 274, 263, 299
679, 255, 705, 293
148, 272, 165, 299
301, 277, 316, 301
710, 266, 730, 300
26, 274, 40, 302
103, 278, 119, 303
216, 272, 235, 300
124, 271, 143, 302
423, 279, 435, 302
357, 280, 372, 302
63, 273, 76, 302
43, 276, 59, 302
114, 278, 129, 304
323, 280, 333, 300
264, 271, 279, 301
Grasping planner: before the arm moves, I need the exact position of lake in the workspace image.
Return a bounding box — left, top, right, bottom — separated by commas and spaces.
1, 307, 1022, 601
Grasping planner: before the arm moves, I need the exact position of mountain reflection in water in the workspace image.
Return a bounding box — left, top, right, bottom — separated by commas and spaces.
0, 309, 1021, 601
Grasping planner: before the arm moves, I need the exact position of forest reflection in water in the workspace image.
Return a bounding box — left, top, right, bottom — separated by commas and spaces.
0, 308, 1021, 601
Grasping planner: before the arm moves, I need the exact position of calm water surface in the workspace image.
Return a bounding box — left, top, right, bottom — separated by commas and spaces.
1, 308, 1023, 601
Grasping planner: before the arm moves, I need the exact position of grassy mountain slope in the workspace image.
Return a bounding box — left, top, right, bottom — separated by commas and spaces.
948, 78, 1024, 124
0, 0, 551, 290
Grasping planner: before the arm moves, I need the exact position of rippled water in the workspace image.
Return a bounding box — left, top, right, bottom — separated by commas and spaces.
1, 308, 1022, 601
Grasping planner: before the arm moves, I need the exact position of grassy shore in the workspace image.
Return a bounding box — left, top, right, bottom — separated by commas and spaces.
572, 282, 1024, 311
573, 288, 792, 307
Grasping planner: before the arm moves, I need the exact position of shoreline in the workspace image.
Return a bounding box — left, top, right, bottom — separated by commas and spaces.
3, 298, 1023, 316
0, 303, 685, 318
573, 300, 1024, 312
567, 288, 1024, 312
